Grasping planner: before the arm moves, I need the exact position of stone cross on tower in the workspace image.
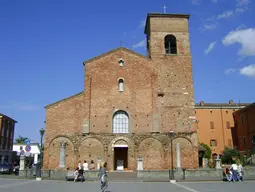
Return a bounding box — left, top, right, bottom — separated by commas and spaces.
162, 5, 167, 14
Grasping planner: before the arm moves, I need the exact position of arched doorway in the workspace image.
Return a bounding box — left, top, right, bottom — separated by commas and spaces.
113, 139, 128, 171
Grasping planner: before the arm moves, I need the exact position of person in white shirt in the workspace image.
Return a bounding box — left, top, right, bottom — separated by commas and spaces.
237, 161, 244, 181
230, 163, 238, 182
83, 160, 89, 171
78, 160, 82, 170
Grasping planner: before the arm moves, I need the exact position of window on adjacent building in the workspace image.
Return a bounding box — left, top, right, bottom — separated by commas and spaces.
164, 35, 177, 54
112, 110, 129, 133
1, 126, 4, 136
210, 139, 217, 147
10, 128, 13, 139
228, 139, 232, 147
6, 128, 9, 138
243, 137, 246, 147
210, 121, 214, 129
226, 121, 230, 129
118, 79, 124, 92
241, 115, 244, 124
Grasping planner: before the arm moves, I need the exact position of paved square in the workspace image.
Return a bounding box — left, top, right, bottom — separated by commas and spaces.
0, 178, 255, 192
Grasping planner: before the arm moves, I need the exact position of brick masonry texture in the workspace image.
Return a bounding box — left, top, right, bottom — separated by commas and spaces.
43, 13, 198, 171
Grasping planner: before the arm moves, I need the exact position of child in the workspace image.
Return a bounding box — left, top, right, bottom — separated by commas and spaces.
225, 168, 232, 182
73, 167, 79, 182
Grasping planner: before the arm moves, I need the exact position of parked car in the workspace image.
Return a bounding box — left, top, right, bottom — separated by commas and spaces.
0, 164, 13, 174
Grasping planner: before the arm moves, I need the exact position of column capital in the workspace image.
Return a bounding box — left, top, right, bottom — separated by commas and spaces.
60, 140, 67, 147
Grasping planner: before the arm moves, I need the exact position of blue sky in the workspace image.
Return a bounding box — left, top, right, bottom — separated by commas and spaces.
0, 0, 254, 142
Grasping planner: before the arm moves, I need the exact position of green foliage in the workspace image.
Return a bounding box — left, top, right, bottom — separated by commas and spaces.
15, 135, 28, 144
200, 143, 212, 159
221, 147, 239, 164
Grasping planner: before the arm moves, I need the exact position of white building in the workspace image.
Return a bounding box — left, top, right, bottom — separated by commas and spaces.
12, 143, 41, 164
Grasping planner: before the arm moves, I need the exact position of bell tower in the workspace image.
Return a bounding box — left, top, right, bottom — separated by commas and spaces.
145, 13, 196, 134
144, 13, 191, 58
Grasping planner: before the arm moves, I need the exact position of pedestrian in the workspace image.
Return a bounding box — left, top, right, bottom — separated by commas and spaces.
230, 161, 238, 182
90, 160, 95, 170
78, 160, 82, 170
98, 162, 108, 192
83, 160, 89, 171
74, 167, 79, 182
237, 160, 244, 181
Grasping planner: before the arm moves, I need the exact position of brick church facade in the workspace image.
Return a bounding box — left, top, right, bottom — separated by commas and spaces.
43, 13, 199, 171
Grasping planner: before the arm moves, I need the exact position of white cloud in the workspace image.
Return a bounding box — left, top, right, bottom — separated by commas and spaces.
212, 0, 218, 3
132, 39, 146, 49
204, 41, 217, 55
217, 10, 234, 19
222, 28, 255, 56
236, 7, 245, 13
225, 68, 237, 75
240, 64, 255, 77
140, 19, 146, 28
192, 0, 200, 5
202, 23, 217, 31
236, 0, 250, 7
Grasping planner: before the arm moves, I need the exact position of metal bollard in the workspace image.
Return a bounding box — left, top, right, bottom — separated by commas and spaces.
182, 168, 186, 180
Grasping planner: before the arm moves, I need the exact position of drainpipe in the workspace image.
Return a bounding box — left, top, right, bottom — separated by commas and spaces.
220, 106, 226, 151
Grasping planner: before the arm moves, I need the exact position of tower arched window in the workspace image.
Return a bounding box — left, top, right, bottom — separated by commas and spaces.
112, 110, 129, 133
165, 35, 177, 54
118, 79, 124, 92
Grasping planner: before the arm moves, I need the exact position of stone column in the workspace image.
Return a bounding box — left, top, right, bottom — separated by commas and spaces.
97, 156, 102, 170
19, 156, 25, 171
137, 155, 143, 171
176, 143, 181, 170
34, 153, 38, 164
59, 140, 67, 168
215, 155, 222, 169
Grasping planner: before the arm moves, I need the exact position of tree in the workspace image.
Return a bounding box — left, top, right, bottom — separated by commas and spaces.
200, 143, 212, 159
221, 147, 239, 164
15, 135, 28, 144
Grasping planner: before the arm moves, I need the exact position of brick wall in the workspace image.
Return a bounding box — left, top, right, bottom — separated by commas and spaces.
43, 13, 199, 170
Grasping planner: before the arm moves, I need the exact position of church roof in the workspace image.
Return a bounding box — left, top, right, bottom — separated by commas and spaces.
44, 91, 84, 109
0, 113, 17, 123
83, 47, 148, 65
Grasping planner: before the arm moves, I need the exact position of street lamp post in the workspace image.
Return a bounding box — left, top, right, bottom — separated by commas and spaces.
169, 130, 175, 181
36, 128, 45, 180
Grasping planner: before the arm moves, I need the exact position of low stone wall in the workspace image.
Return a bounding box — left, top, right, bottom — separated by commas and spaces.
18, 169, 99, 180
17, 167, 255, 181
137, 167, 255, 181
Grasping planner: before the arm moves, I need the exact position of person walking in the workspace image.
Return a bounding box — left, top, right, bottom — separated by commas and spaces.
98, 162, 108, 192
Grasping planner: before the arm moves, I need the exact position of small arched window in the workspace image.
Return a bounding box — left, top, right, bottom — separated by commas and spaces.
112, 110, 129, 133
118, 79, 124, 92
165, 35, 177, 54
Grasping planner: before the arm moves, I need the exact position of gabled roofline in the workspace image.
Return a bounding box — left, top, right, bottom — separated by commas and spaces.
83, 47, 148, 65
0, 113, 17, 123
44, 91, 84, 109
